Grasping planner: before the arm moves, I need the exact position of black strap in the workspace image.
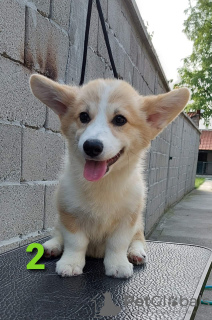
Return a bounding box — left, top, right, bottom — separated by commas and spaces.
96, 0, 118, 80
79, 0, 118, 86
79, 0, 93, 86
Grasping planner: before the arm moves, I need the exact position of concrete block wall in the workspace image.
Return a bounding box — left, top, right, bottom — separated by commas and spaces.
0, 0, 200, 252
144, 114, 200, 235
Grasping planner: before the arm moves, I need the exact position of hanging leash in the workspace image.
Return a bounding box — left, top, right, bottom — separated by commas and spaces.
96, 0, 118, 80
79, 0, 93, 86
80, 0, 118, 86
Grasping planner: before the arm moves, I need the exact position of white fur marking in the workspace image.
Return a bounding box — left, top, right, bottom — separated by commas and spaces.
56, 225, 89, 277
104, 220, 135, 278
78, 82, 122, 160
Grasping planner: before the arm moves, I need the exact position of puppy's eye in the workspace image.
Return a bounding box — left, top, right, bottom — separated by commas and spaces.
112, 115, 127, 126
79, 112, 90, 124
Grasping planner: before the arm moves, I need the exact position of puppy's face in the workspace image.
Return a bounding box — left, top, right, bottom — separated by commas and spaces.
30, 75, 190, 181
64, 80, 152, 181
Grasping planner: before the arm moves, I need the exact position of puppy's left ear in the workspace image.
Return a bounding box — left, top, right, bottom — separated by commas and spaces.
142, 88, 190, 140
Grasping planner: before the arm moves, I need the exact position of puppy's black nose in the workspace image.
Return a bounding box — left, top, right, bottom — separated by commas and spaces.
83, 139, 103, 157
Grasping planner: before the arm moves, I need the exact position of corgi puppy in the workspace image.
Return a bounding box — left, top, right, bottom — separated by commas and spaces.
30, 75, 189, 278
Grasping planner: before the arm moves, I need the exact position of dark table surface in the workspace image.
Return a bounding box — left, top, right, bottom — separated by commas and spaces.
1, 239, 211, 320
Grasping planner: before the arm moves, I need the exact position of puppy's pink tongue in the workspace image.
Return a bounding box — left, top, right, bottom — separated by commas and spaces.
84, 160, 107, 181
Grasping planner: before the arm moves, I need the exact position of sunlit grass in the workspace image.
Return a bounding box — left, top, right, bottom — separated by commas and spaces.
195, 178, 205, 189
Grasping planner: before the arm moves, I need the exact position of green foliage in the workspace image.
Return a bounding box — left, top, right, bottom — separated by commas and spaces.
195, 177, 205, 188
175, 0, 212, 126
145, 21, 154, 40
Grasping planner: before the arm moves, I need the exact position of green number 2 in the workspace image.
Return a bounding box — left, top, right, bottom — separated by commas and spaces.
26, 243, 45, 270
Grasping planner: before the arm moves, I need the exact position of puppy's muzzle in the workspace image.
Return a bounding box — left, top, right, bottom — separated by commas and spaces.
83, 139, 103, 158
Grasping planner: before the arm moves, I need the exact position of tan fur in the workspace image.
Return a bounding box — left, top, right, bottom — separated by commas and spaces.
59, 210, 79, 234
130, 203, 144, 227
132, 230, 145, 242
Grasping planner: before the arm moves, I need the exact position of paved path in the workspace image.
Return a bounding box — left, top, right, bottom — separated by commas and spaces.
148, 179, 212, 320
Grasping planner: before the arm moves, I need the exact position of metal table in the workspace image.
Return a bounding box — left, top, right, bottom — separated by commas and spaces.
1, 239, 211, 320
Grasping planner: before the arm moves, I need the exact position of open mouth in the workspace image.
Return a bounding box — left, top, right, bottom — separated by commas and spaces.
84, 149, 124, 182
106, 149, 124, 172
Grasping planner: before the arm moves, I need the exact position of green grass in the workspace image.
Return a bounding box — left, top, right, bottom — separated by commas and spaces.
195, 177, 205, 189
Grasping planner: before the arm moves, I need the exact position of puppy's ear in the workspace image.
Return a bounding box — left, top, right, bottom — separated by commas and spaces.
142, 88, 190, 140
30, 74, 78, 117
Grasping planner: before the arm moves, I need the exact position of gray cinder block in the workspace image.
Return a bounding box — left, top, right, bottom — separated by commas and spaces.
22, 128, 65, 181
132, 67, 143, 94
104, 65, 114, 79
65, 0, 87, 84
51, 0, 71, 32
124, 55, 134, 85
88, 1, 99, 52
0, 183, 44, 241
33, 0, 51, 17
108, 33, 125, 79
97, 23, 110, 64
45, 108, 61, 133
84, 48, 105, 83
143, 57, 156, 93
44, 183, 58, 229
137, 45, 145, 77
157, 79, 166, 94
108, 0, 131, 55
0, 0, 25, 63
99, 0, 108, 21
130, 32, 138, 66
0, 56, 46, 127
51, 0, 71, 31
0, 123, 21, 183
25, 6, 69, 81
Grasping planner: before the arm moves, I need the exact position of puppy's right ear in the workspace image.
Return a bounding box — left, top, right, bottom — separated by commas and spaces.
30, 74, 78, 117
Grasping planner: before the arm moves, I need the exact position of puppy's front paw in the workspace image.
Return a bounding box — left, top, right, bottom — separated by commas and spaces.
128, 253, 146, 265
56, 259, 83, 277
128, 241, 147, 265
105, 261, 133, 278
43, 239, 63, 258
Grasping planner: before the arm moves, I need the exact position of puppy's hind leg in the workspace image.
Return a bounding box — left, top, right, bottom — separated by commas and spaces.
43, 223, 64, 258
127, 230, 147, 265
